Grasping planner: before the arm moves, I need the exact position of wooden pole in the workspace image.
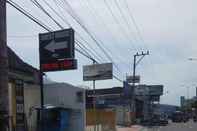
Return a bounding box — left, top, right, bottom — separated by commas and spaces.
0, 0, 9, 130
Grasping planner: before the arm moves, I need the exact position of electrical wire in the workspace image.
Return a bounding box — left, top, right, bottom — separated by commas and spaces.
7, 0, 53, 32
103, 0, 138, 52
123, 0, 158, 78
43, 0, 106, 62
30, 0, 105, 63
81, 0, 131, 69
29, 0, 64, 29
114, 0, 139, 46
60, 0, 125, 76
7, 0, 123, 82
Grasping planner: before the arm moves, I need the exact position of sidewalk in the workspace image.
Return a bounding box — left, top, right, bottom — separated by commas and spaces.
117, 125, 143, 131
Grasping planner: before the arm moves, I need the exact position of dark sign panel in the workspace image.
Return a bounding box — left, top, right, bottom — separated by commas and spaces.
41, 59, 77, 72
15, 79, 25, 131
39, 28, 77, 72
39, 28, 74, 62
126, 75, 140, 83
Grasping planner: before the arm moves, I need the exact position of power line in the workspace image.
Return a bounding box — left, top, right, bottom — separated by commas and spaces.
123, 0, 158, 78
60, 0, 125, 76
81, 0, 131, 69
29, 0, 64, 29
43, 0, 106, 62
103, 0, 137, 51
7, 0, 123, 82
76, 39, 102, 62
123, 0, 145, 45
30, 0, 106, 62
114, 0, 139, 45
7, 0, 53, 32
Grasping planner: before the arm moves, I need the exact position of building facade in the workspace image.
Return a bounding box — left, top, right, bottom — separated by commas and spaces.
7, 46, 40, 131
44, 83, 86, 131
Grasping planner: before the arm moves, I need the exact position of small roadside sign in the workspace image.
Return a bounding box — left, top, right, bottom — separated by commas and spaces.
126, 75, 140, 83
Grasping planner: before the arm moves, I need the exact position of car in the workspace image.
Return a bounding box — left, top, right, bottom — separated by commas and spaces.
171, 111, 184, 122
148, 114, 169, 126
159, 115, 168, 126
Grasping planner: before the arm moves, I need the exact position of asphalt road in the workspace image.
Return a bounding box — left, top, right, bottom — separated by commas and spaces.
140, 120, 197, 131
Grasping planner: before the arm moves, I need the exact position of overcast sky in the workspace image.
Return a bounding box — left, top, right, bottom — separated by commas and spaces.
6, 0, 197, 105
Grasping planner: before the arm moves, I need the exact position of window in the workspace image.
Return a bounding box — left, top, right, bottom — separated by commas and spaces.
76, 91, 83, 103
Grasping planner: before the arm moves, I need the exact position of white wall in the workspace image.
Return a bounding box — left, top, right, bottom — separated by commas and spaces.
44, 83, 85, 131
24, 84, 40, 131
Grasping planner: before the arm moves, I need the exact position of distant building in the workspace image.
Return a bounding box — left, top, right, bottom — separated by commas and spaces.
44, 83, 86, 131
135, 84, 164, 120
153, 104, 179, 118
86, 87, 124, 108
86, 87, 131, 126
181, 96, 197, 110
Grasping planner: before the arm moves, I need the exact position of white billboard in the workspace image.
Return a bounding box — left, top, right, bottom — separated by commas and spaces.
83, 63, 113, 81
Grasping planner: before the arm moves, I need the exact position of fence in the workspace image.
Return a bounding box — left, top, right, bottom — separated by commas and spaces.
86, 109, 116, 131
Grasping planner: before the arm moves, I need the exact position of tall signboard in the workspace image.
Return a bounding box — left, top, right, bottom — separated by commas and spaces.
15, 79, 25, 131
39, 28, 77, 126
83, 63, 113, 81
39, 28, 77, 72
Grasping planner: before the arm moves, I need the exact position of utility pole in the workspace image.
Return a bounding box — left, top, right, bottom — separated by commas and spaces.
131, 51, 149, 123
0, 0, 9, 130
91, 59, 97, 131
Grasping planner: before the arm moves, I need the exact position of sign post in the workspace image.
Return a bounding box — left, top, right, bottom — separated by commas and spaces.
39, 28, 76, 130
39, 28, 76, 108
83, 62, 113, 131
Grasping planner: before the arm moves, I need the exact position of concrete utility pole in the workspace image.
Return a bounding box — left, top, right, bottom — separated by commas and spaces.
0, 0, 9, 130
131, 51, 149, 122
91, 59, 97, 131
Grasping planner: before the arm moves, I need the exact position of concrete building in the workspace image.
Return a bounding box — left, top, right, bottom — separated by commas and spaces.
86, 87, 131, 126
86, 84, 164, 125
7, 46, 40, 131
44, 83, 86, 131
135, 84, 164, 121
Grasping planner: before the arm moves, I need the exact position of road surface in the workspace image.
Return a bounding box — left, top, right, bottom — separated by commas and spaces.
140, 120, 197, 131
